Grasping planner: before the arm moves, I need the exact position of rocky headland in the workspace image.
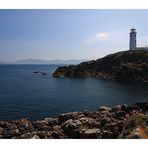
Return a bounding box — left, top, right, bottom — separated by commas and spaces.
52, 50, 148, 82
0, 102, 147, 139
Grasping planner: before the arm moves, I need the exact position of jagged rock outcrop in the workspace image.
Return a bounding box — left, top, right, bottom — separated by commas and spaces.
53, 50, 148, 82
0, 102, 147, 139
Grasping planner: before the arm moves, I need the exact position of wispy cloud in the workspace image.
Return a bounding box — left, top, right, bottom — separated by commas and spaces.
95, 33, 109, 40
84, 32, 110, 44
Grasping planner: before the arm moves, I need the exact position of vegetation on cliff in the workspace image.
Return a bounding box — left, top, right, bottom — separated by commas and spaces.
53, 50, 148, 82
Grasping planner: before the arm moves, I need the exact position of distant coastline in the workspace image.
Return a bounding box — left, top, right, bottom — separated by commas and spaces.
0, 59, 87, 65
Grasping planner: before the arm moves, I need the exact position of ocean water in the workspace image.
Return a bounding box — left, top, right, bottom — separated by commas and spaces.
0, 64, 148, 121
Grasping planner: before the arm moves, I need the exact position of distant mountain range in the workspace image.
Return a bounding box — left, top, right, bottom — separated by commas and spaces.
0, 61, 5, 64
0, 59, 87, 65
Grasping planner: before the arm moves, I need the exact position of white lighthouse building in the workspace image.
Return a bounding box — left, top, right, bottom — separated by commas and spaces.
129, 28, 137, 50
129, 28, 148, 50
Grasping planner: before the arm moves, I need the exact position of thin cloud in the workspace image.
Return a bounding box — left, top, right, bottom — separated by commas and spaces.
84, 32, 110, 44
95, 33, 109, 40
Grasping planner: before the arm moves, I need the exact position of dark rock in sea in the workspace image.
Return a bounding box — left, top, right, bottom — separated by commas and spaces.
33, 71, 47, 76
52, 50, 148, 82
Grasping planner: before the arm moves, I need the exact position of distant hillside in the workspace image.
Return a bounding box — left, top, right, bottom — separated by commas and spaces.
53, 50, 148, 82
0, 61, 5, 64
12, 59, 87, 65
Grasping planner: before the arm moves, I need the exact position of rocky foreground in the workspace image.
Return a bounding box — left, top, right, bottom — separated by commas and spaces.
0, 102, 147, 139
53, 50, 148, 82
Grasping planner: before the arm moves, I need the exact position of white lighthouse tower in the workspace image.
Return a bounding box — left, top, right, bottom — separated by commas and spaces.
129, 28, 137, 50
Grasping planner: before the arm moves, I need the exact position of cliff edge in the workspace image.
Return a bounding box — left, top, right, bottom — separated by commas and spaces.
53, 50, 148, 82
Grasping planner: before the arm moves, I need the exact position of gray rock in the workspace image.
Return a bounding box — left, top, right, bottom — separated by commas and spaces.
98, 106, 111, 112
20, 132, 32, 139
58, 112, 81, 123
33, 120, 51, 131
51, 131, 62, 139
62, 119, 82, 132
19, 118, 31, 128
112, 105, 122, 112
0, 127, 4, 135
35, 131, 51, 139
81, 129, 101, 139
3, 128, 19, 138
44, 117, 58, 126
62, 117, 98, 138
130, 132, 142, 139
11, 128, 19, 135
102, 130, 112, 138
16, 119, 33, 132
100, 117, 110, 126
31, 135, 40, 139
121, 104, 128, 111
0, 135, 4, 138
0, 121, 6, 127
126, 128, 143, 139
79, 117, 97, 127
108, 123, 117, 132
115, 111, 126, 118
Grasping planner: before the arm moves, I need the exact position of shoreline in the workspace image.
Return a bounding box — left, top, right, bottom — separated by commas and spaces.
52, 50, 148, 83
0, 102, 147, 139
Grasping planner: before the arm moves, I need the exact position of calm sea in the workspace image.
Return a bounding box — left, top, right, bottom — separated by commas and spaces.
0, 64, 148, 121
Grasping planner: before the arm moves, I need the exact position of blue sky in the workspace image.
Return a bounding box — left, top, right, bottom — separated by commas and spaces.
0, 9, 148, 62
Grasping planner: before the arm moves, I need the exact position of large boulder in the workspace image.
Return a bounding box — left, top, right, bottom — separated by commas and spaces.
101, 130, 112, 138
81, 129, 101, 139
98, 106, 112, 112
44, 117, 59, 126
58, 112, 81, 123
61, 117, 98, 138
0, 127, 4, 135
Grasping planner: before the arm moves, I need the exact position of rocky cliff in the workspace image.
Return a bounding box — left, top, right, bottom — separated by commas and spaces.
52, 50, 148, 82
0, 102, 147, 139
